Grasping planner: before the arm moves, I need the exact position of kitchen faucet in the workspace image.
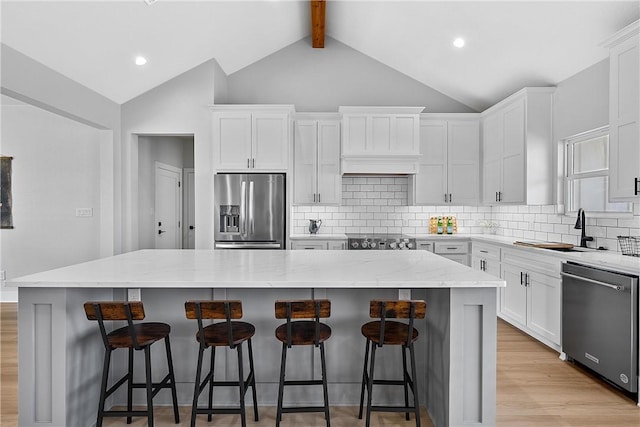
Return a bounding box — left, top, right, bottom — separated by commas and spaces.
574, 208, 593, 248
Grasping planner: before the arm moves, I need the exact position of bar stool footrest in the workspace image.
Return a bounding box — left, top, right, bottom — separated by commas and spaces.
282, 406, 329, 414
283, 379, 324, 386
103, 410, 150, 418
370, 405, 416, 413
195, 407, 246, 415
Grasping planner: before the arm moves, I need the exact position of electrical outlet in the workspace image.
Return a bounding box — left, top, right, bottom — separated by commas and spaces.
398, 289, 411, 301
75, 208, 93, 217
127, 288, 141, 302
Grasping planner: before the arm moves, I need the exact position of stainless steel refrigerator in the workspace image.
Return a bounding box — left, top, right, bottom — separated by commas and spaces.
214, 173, 286, 249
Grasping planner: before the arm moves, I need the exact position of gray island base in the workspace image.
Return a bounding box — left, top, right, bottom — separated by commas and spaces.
12, 250, 505, 427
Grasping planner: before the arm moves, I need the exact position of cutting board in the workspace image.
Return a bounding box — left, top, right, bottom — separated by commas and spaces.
513, 241, 574, 249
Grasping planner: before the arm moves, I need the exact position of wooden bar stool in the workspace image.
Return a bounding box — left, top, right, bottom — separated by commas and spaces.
274, 299, 331, 427
358, 299, 426, 427
185, 300, 258, 427
83, 301, 179, 427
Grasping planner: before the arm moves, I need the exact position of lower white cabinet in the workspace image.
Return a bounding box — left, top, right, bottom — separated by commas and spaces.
416, 239, 470, 266
472, 242, 501, 277
500, 248, 561, 349
291, 239, 346, 250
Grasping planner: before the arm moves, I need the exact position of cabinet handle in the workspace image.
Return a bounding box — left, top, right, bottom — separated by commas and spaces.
318, 193, 321, 203
313, 193, 316, 203
449, 193, 452, 203
252, 158, 255, 168
445, 193, 448, 203
525, 273, 530, 287
480, 260, 485, 271
635, 177, 639, 196
495, 191, 498, 202
499, 191, 502, 202
247, 158, 250, 168
520, 272, 524, 286
480, 250, 488, 253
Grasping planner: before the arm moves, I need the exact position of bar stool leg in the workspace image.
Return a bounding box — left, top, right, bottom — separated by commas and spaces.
410, 343, 421, 427
320, 342, 331, 427
247, 338, 259, 421
144, 346, 154, 427
164, 337, 180, 423
208, 346, 216, 422
237, 344, 247, 427
96, 348, 112, 427
127, 347, 134, 424
190, 345, 205, 427
358, 339, 370, 419
276, 343, 288, 427
402, 344, 410, 420
365, 344, 377, 427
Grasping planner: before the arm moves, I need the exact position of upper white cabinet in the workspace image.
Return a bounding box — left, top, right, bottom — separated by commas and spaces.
212, 105, 294, 171
409, 114, 480, 205
294, 114, 341, 205
603, 20, 639, 200
481, 88, 555, 205
339, 106, 424, 174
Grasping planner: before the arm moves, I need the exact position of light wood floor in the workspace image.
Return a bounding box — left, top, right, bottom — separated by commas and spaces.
2, 302, 639, 426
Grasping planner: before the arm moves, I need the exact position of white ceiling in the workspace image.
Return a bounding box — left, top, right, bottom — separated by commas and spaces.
1, 1, 638, 111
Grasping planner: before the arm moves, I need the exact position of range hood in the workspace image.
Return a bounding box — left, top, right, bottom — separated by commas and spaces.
339, 106, 424, 175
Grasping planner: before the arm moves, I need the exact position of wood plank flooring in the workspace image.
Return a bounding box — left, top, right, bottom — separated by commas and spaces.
2, 302, 639, 426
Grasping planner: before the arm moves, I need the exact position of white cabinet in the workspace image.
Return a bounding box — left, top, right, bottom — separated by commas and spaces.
291, 239, 346, 250
409, 115, 480, 205
339, 106, 424, 174
500, 248, 561, 349
481, 88, 555, 205
212, 105, 294, 171
603, 21, 640, 200
472, 242, 501, 278
417, 239, 470, 266
415, 240, 434, 252
294, 116, 341, 205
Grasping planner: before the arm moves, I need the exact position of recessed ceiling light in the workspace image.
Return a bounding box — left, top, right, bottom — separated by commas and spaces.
135, 56, 147, 66
453, 38, 465, 48
144, 0, 158, 5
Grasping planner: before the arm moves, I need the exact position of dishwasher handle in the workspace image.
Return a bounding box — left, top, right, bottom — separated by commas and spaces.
560, 271, 623, 291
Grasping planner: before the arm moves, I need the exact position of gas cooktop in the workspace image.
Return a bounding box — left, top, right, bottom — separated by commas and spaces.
346, 233, 415, 250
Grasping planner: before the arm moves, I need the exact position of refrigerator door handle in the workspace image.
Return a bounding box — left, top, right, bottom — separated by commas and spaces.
249, 180, 255, 235
240, 181, 247, 236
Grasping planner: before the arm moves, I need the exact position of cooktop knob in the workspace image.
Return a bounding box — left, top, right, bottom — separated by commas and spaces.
407, 242, 414, 249
361, 241, 369, 249
351, 242, 359, 249
370, 242, 377, 248
389, 242, 397, 249
398, 242, 406, 249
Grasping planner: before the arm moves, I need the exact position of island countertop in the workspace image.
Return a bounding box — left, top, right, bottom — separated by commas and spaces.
10, 249, 505, 289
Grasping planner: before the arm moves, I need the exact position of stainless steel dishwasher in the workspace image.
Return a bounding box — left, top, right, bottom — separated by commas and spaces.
561, 261, 639, 392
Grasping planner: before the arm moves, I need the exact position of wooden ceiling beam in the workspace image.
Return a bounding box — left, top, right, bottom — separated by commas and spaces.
311, 0, 326, 48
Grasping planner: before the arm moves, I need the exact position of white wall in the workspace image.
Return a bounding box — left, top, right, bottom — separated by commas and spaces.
228, 37, 476, 113
137, 136, 193, 249
0, 96, 105, 300
121, 58, 227, 251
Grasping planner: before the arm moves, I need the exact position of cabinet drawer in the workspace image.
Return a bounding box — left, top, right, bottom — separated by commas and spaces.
435, 241, 469, 254
291, 241, 327, 250
416, 241, 434, 252
472, 242, 501, 260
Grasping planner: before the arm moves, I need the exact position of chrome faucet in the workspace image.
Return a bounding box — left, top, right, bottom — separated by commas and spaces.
574, 208, 593, 248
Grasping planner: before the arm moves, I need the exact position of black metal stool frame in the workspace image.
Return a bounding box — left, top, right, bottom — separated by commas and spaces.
90, 302, 179, 427
188, 301, 258, 427
276, 300, 331, 427
358, 300, 422, 427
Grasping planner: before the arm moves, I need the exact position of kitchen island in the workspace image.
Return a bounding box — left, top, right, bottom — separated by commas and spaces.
12, 249, 505, 427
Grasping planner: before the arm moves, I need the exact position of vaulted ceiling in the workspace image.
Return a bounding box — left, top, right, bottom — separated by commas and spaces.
2, 1, 638, 111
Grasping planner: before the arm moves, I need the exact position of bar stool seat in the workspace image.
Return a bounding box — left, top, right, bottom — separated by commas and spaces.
275, 299, 332, 427
84, 301, 180, 427
359, 300, 426, 427
185, 300, 258, 427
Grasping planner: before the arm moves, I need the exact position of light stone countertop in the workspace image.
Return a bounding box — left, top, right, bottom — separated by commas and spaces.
9, 249, 505, 289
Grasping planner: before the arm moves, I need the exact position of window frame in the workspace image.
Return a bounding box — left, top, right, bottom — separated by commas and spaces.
564, 126, 632, 216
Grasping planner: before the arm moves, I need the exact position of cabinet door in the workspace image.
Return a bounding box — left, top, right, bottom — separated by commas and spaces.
414, 120, 447, 204
482, 113, 502, 204
609, 36, 639, 200
252, 113, 289, 170
500, 263, 527, 327
327, 240, 346, 250
500, 98, 526, 203
393, 115, 420, 154
447, 120, 479, 205
317, 120, 341, 204
441, 254, 469, 266
342, 115, 368, 154
370, 115, 392, 154
294, 120, 317, 204
526, 271, 561, 345
215, 112, 252, 170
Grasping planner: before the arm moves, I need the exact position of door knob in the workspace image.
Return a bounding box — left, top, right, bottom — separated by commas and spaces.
158, 230, 166, 235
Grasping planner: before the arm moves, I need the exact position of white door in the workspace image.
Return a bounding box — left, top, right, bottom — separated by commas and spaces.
155, 162, 182, 249
183, 168, 195, 249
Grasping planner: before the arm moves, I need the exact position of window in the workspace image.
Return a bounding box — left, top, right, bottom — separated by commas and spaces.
565, 127, 631, 213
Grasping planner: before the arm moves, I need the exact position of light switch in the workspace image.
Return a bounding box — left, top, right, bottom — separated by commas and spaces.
75, 208, 93, 217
